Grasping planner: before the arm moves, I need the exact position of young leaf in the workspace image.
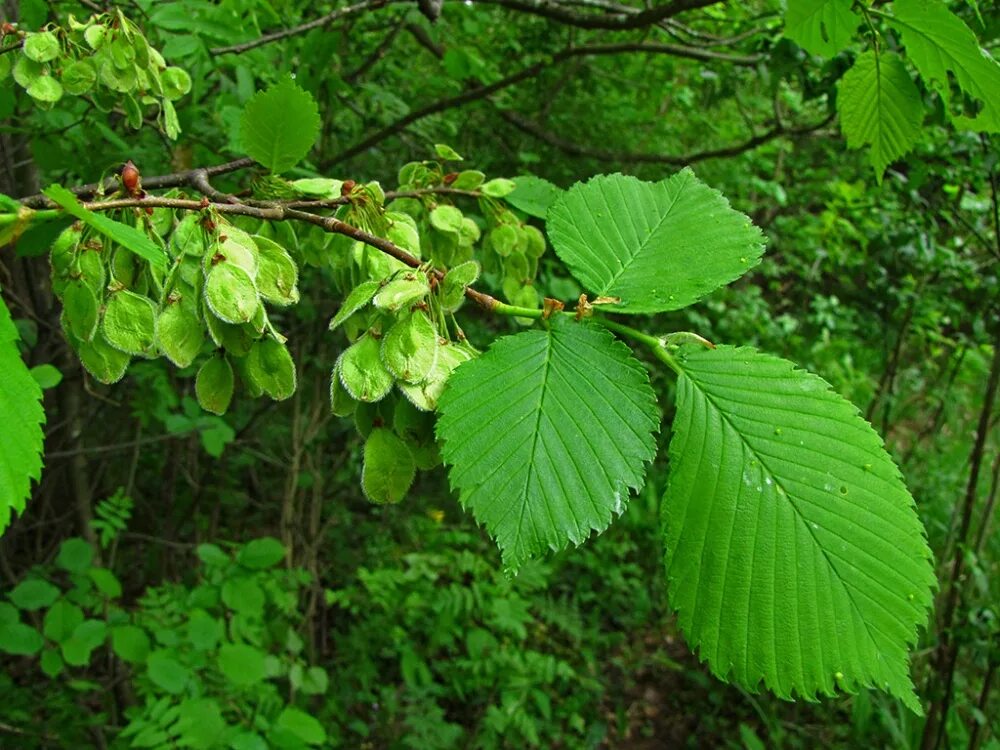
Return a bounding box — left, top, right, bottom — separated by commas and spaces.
362, 428, 415, 505
546, 170, 765, 314
239, 77, 321, 173
662, 345, 935, 713
0, 294, 45, 534
252, 235, 299, 306
784, 0, 858, 58
506, 176, 563, 219
837, 51, 923, 182
156, 303, 205, 368
43, 185, 167, 270
337, 334, 395, 403
204, 263, 259, 324
436, 317, 658, 572
196, 356, 234, 415
329, 280, 381, 330
245, 338, 296, 401
888, 0, 1000, 133
381, 313, 439, 384
102, 291, 157, 356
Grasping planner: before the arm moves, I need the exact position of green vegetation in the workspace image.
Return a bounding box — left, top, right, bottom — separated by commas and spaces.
0, 1, 998, 747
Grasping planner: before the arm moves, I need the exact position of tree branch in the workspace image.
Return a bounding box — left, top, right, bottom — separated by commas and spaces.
27, 193, 501, 312
323, 41, 761, 166
473, 0, 725, 30
498, 109, 836, 166
20, 158, 256, 208
210, 0, 395, 55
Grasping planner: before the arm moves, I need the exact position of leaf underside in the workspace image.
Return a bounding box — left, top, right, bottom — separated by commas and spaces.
437, 317, 659, 572
663, 345, 934, 713
546, 170, 765, 314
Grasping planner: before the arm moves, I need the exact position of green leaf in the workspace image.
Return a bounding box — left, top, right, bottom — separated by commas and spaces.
186, 610, 222, 651
56, 537, 94, 573
147, 649, 191, 694
43, 600, 84, 643
27, 76, 63, 103
434, 143, 463, 160
337, 333, 395, 403
0, 621, 44, 655
30, 364, 62, 389
245, 338, 296, 401
381, 313, 438, 384
273, 707, 326, 746
837, 51, 924, 182
0, 294, 45, 533
217, 643, 266, 687
23, 32, 61, 63
196, 356, 234, 415
506, 176, 563, 219
888, 0, 1000, 133
205, 263, 259, 324
237, 537, 286, 569
252, 235, 299, 306
43, 185, 167, 270
481, 178, 517, 198
61, 60, 97, 95
429, 205, 464, 234
362, 428, 415, 505
175, 698, 226, 750
784, 0, 858, 58
62, 279, 99, 341
77, 333, 131, 385
161, 66, 192, 100
240, 77, 321, 173
437, 317, 658, 571
546, 170, 765, 314
102, 291, 157, 356
329, 280, 381, 330
88, 568, 122, 598
9, 578, 60, 610
662, 345, 935, 713
62, 619, 107, 665
156, 303, 205, 368
112, 625, 150, 663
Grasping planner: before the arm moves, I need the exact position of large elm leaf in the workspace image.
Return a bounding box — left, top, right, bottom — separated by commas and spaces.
0, 292, 45, 534
239, 77, 321, 173
784, 0, 858, 58
837, 51, 924, 182
888, 0, 1000, 133
662, 345, 934, 713
546, 170, 764, 314
437, 316, 658, 571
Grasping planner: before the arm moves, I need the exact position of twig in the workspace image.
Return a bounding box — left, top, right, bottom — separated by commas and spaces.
323, 41, 761, 166
473, 0, 724, 30
20, 158, 255, 208
210, 0, 394, 55
499, 109, 835, 166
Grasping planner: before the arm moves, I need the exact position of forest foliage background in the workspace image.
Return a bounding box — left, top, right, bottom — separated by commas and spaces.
0, 0, 999, 748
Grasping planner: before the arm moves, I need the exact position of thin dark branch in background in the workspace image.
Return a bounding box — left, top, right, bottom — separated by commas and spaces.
921, 323, 1000, 750
500, 109, 835, 166
210, 0, 395, 55
346, 21, 405, 83
474, 0, 724, 30
323, 41, 761, 167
